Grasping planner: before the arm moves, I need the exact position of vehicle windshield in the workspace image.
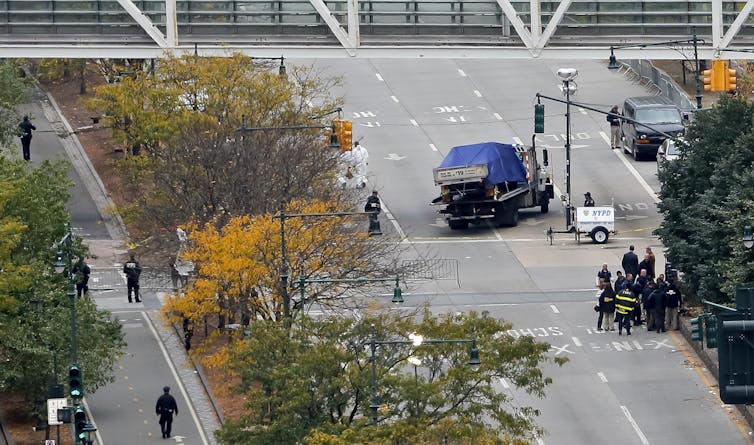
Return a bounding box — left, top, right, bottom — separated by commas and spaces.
636, 108, 683, 125
666, 142, 681, 155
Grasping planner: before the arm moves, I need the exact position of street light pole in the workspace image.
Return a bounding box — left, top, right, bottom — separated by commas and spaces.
367, 326, 480, 427
557, 68, 579, 228
607, 30, 705, 110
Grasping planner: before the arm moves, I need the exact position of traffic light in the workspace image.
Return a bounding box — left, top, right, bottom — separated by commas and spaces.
703, 60, 728, 92
69, 365, 83, 400
340, 120, 353, 151
74, 407, 87, 444
725, 66, 737, 91
705, 314, 718, 348
329, 120, 342, 150
690, 316, 703, 344
534, 104, 545, 134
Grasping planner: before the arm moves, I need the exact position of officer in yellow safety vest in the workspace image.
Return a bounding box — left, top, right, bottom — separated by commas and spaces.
615, 288, 637, 335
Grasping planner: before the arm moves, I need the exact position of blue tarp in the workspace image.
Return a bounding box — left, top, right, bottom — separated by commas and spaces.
438, 142, 527, 185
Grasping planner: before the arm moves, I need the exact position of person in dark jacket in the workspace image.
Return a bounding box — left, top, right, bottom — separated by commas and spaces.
641, 280, 657, 330
607, 105, 622, 149
155, 386, 179, 439
653, 282, 668, 333
599, 282, 617, 331
638, 254, 653, 280
596, 263, 611, 286
584, 192, 595, 207
123, 253, 142, 303
614, 271, 627, 291
72, 256, 91, 298
18, 116, 36, 161
664, 279, 682, 330
621, 245, 639, 279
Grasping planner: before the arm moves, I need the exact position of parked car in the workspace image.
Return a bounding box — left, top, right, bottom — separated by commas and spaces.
622, 96, 687, 161
656, 138, 683, 169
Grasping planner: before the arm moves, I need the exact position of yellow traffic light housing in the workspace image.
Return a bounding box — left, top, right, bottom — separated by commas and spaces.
340, 120, 353, 151
725, 67, 737, 92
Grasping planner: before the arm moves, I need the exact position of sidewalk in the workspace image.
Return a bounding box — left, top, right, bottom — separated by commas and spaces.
28, 86, 221, 445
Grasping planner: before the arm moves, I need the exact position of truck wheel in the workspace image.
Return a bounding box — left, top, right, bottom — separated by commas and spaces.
448, 220, 468, 230
540, 199, 549, 214
495, 205, 519, 227
590, 227, 609, 244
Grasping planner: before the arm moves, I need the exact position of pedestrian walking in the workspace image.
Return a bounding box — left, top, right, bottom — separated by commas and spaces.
123, 253, 142, 303
599, 282, 616, 331
583, 192, 595, 207
72, 256, 91, 298
155, 386, 179, 439
365, 190, 381, 234
664, 279, 682, 330
18, 115, 36, 161
621, 245, 639, 279
615, 288, 637, 335
607, 106, 622, 149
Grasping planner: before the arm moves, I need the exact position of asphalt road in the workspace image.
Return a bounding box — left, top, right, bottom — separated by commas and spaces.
306, 58, 752, 444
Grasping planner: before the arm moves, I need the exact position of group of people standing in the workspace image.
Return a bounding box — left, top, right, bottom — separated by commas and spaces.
594, 245, 682, 336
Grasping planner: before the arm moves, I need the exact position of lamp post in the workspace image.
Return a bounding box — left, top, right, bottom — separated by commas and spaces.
556, 68, 578, 228
53, 226, 96, 445
297, 273, 403, 309
607, 29, 704, 110
368, 326, 480, 426
273, 209, 384, 319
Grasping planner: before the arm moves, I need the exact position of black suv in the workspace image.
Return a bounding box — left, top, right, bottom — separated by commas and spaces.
622, 96, 686, 161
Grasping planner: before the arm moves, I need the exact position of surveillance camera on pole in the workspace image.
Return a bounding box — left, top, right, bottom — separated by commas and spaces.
556, 68, 579, 82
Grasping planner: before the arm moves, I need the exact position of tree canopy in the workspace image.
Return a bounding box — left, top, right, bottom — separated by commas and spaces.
86, 53, 346, 238
214, 309, 566, 445
0, 153, 125, 412
656, 95, 754, 303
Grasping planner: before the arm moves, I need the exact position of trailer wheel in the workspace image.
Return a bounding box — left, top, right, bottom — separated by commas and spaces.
590, 227, 609, 244
448, 220, 469, 230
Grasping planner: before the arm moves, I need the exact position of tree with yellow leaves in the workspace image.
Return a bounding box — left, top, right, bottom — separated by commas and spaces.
163, 199, 404, 359
86, 53, 345, 239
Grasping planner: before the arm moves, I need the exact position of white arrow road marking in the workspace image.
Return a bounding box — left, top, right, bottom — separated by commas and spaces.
173, 435, 186, 443
385, 153, 406, 161
572, 336, 582, 347
410, 119, 418, 126
429, 144, 438, 152
390, 95, 399, 103
375, 73, 384, 81
597, 372, 608, 383
458, 69, 467, 77
474, 90, 482, 97
550, 304, 560, 314
494, 113, 503, 120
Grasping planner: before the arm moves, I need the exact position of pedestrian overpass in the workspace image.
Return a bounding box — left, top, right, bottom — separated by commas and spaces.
2, 0, 754, 59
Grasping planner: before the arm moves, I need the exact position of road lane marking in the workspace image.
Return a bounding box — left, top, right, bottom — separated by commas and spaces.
390, 95, 399, 103
473, 90, 482, 97
410, 119, 418, 126
620, 405, 650, 445
499, 377, 510, 389
429, 143, 438, 152
375, 73, 384, 81
494, 113, 503, 120
599, 131, 660, 204
597, 372, 608, 382
550, 304, 560, 313
143, 311, 211, 445
572, 336, 582, 347
458, 69, 467, 77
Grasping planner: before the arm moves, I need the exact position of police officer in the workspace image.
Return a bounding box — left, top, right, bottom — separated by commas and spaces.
615, 287, 637, 335
123, 253, 142, 303
72, 256, 91, 298
155, 386, 179, 439
18, 115, 36, 161
584, 192, 595, 207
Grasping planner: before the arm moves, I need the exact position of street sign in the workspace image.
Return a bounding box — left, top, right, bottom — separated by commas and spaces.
47, 398, 67, 425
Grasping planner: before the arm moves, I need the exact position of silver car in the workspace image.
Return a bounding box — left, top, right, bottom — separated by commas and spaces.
656, 138, 682, 169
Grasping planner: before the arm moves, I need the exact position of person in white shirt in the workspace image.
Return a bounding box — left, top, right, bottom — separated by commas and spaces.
350, 141, 369, 188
